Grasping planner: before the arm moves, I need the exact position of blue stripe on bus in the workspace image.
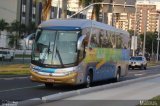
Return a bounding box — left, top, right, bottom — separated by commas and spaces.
33, 66, 56, 73
42, 26, 81, 31
92, 63, 116, 81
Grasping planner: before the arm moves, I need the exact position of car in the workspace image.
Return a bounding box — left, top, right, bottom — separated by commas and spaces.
129, 56, 147, 70
0, 50, 14, 61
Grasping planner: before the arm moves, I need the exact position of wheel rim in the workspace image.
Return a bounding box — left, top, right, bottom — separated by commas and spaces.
86, 75, 91, 88
116, 72, 120, 81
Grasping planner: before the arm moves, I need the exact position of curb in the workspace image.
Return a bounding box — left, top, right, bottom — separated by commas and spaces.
17, 98, 42, 106
148, 65, 160, 68
16, 74, 160, 106
41, 74, 160, 103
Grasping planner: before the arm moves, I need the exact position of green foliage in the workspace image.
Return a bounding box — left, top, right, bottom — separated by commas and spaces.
0, 19, 9, 31
0, 19, 9, 36
8, 34, 21, 49
140, 32, 157, 54
9, 21, 22, 49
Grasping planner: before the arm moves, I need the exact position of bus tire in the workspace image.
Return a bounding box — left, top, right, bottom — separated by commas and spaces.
85, 71, 93, 88
45, 83, 53, 88
114, 69, 121, 82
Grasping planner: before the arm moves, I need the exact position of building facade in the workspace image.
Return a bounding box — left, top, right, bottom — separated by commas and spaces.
0, 0, 18, 23
136, 1, 159, 34
129, 0, 160, 35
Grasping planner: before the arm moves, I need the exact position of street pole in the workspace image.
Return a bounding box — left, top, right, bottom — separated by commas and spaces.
143, 7, 147, 56
112, 1, 115, 26
152, 39, 154, 57
156, 11, 160, 62
133, 3, 137, 56
57, 0, 60, 19
61, 0, 67, 18
68, 3, 135, 19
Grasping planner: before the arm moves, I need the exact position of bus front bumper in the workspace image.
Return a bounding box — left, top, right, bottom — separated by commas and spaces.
30, 71, 78, 85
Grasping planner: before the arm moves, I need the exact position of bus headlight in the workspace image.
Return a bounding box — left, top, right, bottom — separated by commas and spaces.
55, 70, 75, 76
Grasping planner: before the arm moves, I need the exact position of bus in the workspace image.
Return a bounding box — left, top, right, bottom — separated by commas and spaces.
30, 19, 130, 88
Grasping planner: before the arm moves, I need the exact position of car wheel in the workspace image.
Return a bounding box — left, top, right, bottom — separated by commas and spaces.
141, 65, 144, 70
144, 65, 147, 70
45, 83, 53, 88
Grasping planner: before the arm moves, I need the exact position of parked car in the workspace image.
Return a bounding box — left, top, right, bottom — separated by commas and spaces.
0, 50, 14, 61
129, 56, 147, 70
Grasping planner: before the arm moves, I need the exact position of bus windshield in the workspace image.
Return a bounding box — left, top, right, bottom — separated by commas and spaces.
32, 30, 80, 67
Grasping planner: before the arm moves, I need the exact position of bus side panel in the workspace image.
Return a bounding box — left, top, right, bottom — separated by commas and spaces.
84, 48, 130, 82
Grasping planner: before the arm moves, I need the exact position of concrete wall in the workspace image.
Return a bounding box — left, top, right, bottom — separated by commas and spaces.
0, 0, 18, 23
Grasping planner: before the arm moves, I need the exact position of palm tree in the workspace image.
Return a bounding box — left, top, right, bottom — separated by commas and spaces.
34, 0, 52, 21
0, 19, 9, 36
79, 0, 103, 21
9, 21, 22, 49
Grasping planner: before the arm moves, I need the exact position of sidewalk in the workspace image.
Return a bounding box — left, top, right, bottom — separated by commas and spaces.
38, 76, 160, 106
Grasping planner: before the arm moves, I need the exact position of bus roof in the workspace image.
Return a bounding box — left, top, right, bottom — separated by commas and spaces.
39, 19, 129, 36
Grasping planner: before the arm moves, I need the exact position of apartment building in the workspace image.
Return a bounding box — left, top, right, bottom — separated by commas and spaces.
136, 1, 158, 34
127, 0, 160, 35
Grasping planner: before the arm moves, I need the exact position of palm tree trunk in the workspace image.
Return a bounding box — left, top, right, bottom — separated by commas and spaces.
41, 0, 52, 21
61, 0, 68, 18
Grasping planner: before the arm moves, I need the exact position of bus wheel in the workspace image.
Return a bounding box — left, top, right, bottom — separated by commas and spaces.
45, 83, 53, 88
85, 73, 92, 88
114, 70, 120, 82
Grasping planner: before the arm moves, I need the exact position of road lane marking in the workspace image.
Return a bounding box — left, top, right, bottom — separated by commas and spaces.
134, 74, 145, 76
0, 84, 44, 93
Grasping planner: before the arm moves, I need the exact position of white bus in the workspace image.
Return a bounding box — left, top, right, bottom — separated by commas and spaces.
30, 19, 130, 88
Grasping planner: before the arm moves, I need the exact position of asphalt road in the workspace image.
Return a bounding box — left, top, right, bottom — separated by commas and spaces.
0, 65, 160, 101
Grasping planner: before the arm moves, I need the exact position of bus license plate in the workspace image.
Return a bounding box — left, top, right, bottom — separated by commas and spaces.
47, 79, 54, 82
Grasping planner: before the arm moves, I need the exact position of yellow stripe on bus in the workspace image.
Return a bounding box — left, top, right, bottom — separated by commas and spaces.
96, 59, 106, 70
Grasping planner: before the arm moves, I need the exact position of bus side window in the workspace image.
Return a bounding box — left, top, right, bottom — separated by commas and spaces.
90, 34, 98, 48
78, 41, 86, 62
116, 36, 122, 49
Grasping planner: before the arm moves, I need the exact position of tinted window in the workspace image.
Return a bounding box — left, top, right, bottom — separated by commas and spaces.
130, 57, 143, 61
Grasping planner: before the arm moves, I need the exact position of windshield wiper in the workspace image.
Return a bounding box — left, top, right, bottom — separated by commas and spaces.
47, 42, 51, 54
56, 48, 64, 68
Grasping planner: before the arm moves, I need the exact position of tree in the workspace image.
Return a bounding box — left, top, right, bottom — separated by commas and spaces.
140, 32, 157, 54
9, 21, 22, 49
34, 0, 52, 21
0, 19, 9, 36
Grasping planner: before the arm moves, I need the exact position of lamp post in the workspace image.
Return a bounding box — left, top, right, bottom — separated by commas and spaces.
57, 0, 60, 19
156, 10, 160, 62
133, 3, 137, 56
69, 2, 135, 19
142, 6, 147, 56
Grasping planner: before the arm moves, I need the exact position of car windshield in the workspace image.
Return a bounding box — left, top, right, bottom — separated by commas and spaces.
130, 57, 143, 61
31, 29, 80, 67
0, 51, 7, 54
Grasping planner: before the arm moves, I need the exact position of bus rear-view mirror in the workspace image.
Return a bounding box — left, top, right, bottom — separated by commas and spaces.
77, 35, 86, 50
